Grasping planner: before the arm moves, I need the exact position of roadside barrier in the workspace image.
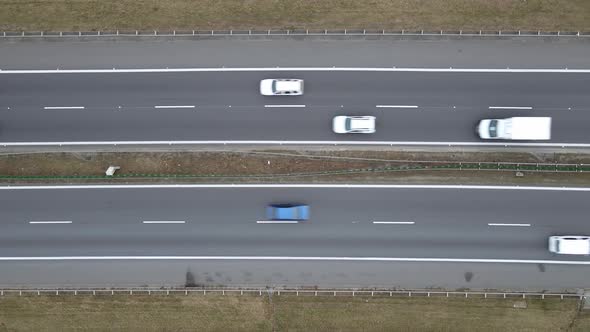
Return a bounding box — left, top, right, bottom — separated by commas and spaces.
1, 30, 589, 38
0, 288, 582, 300
0, 161, 587, 180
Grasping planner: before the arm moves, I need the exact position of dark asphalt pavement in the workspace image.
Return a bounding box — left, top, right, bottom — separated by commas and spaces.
1, 186, 589, 259
2, 38, 590, 70
0, 185, 589, 289
0, 71, 589, 143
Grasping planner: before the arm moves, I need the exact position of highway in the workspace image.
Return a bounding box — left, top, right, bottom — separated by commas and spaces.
0, 184, 589, 289
1, 69, 589, 144
1, 185, 589, 259
2, 36, 590, 292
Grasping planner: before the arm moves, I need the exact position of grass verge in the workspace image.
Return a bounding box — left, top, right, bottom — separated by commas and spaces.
0, 294, 586, 331
0, 149, 589, 186
0, 0, 589, 31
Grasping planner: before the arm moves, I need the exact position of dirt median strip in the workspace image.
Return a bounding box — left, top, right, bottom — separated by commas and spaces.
1, 149, 590, 186
0, 293, 586, 331
1, 0, 589, 31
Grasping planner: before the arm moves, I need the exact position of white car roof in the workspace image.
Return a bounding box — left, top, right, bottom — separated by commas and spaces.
556, 237, 590, 255
275, 80, 301, 92
350, 118, 373, 130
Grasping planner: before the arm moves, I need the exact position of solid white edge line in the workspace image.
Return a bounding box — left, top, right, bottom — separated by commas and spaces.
264, 105, 306, 108
373, 221, 415, 224
489, 106, 533, 110
376, 105, 419, 108
29, 221, 72, 224
142, 220, 186, 224
2, 67, 590, 74
257, 220, 300, 224
43, 106, 85, 110
0, 256, 587, 265
154, 105, 195, 109
2, 184, 590, 191
1, 140, 589, 147
488, 223, 531, 227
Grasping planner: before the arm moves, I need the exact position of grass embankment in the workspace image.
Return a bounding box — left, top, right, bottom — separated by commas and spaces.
0, 294, 587, 331
1, 150, 590, 185
0, 0, 589, 31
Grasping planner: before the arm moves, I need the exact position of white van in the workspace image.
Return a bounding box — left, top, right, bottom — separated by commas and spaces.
548, 236, 590, 255
477, 117, 551, 140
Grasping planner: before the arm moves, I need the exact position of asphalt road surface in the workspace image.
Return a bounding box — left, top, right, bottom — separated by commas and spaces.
0, 185, 589, 289
2, 186, 589, 259
1, 70, 589, 144
2, 38, 590, 69
1, 260, 588, 291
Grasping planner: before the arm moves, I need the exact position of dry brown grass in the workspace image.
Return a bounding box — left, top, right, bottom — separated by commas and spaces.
0, 150, 576, 177
273, 295, 581, 332
0, 0, 589, 31
572, 310, 590, 331
0, 294, 583, 331
0, 294, 271, 331
1, 150, 590, 186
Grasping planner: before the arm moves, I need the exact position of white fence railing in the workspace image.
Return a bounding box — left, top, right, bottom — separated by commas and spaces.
0, 288, 583, 300
1, 30, 589, 38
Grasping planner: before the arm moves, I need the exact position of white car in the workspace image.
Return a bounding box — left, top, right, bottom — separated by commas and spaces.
332, 116, 376, 134
260, 79, 304, 96
548, 236, 590, 255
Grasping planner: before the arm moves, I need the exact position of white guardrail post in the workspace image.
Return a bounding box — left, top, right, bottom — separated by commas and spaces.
0, 288, 582, 300
1, 30, 589, 38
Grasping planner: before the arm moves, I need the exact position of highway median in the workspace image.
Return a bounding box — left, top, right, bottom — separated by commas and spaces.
1, 148, 589, 186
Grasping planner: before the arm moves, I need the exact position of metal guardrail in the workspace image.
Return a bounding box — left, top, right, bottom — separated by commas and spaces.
431, 162, 589, 172
0, 288, 582, 300
1, 30, 589, 38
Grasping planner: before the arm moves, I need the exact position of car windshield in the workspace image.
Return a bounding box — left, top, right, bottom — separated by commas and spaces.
489, 120, 498, 138
271, 80, 277, 93
345, 118, 352, 131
